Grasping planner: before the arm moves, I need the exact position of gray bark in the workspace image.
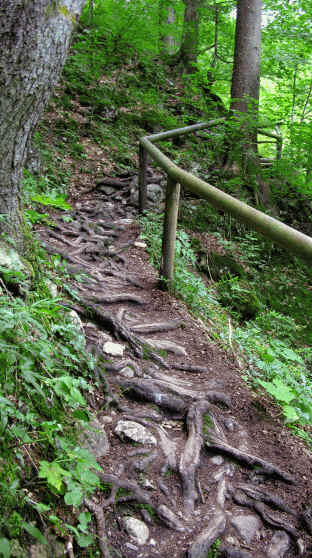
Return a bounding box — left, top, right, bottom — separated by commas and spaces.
178, 0, 202, 74
159, 0, 176, 55
230, 0, 262, 116
227, 0, 262, 169
0, 0, 85, 244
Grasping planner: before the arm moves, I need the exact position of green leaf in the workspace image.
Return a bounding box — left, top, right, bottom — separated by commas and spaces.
30, 502, 51, 514
73, 409, 90, 422
76, 533, 94, 548
0, 538, 10, 558
31, 194, 72, 211
258, 378, 296, 404
39, 461, 70, 492
78, 512, 91, 533
23, 523, 47, 545
64, 486, 83, 507
283, 405, 299, 422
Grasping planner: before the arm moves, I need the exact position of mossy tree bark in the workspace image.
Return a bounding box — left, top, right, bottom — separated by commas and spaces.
0, 0, 85, 247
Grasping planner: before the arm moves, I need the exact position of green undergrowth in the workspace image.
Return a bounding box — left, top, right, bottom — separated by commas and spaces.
0, 177, 105, 555
140, 210, 312, 447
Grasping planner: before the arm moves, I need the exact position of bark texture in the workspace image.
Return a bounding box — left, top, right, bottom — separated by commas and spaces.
0, 0, 85, 242
178, 0, 202, 74
159, 0, 176, 56
230, 0, 262, 115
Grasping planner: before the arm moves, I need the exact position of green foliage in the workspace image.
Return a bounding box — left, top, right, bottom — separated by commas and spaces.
0, 277, 100, 550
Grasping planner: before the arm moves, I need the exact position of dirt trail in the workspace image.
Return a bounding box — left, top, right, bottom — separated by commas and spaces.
38, 175, 312, 558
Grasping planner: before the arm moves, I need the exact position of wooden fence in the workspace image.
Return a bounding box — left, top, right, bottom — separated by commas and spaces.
139, 119, 312, 285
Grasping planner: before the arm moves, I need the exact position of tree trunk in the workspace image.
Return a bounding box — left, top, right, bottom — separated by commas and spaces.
159, 0, 176, 56
230, 0, 262, 116
0, 0, 86, 246
178, 0, 202, 74
225, 0, 262, 172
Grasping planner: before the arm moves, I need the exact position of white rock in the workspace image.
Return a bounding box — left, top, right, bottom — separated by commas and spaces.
79, 419, 110, 459
68, 309, 83, 331
115, 420, 157, 446
134, 241, 147, 248
141, 478, 156, 490
267, 531, 291, 558
45, 279, 58, 298
103, 341, 125, 356
231, 514, 261, 544
149, 539, 156, 546
119, 366, 135, 378
122, 517, 149, 545
210, 456, 224, 465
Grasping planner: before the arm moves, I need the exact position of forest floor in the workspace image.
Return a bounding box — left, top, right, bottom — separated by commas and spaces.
36, 161, 312, 558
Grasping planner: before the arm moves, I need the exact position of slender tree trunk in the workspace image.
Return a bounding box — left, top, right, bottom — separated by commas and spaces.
0, 0, 85, 246
230, 0, 262, 117
225, 0, 262, 172
178, 0, 202, 74
159, 0, 176, 56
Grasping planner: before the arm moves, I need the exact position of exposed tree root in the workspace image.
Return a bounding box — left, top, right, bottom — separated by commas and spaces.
103, 269, 145, 288
179, 400, 210, 516
206, 435, 294, 483
142, 337, 187, 356
131, 449, 158, 472
85, 499, 111, 558
172, 364, 210, 374
67, 302, 169, 367
103, 359, 141, 377
96, 472, 185, 532
88, 293, 147, 304
156, 504, 186, 532
130, 319, 184, 334
187, 510, 227, 558
218, 546, 253, 558
154, 425, 178, 472
237, 483, 297, 516
253, 502, 299, 543
97, 473, 152, 506
113, 376, 186, 413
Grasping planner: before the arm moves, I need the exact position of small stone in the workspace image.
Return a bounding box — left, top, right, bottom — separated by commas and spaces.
67, 309, 83, 331
45, 279, 58, 298
99, 415, 113, 424
230, 514, 261, 544
210, 455, 224, 465
119, 366, 135, 378
267, 530, 291, 558
147, 183, 164, 202
115, 420, 157, 446
223, 418, 237, 432
141, 478, 156, 490
103, 341, 125, 356
125, 542, 138, 551
79, 419, 110, 459
149, 539, 157, 546
134, 241, 147, 248
99, 186, 115, 195
122, 517, 149, 545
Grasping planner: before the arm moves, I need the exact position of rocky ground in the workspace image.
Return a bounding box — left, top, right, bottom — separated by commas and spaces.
37, 169, 312, 558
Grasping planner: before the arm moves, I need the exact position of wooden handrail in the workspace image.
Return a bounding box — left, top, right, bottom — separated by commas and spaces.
138, 121, 312, 285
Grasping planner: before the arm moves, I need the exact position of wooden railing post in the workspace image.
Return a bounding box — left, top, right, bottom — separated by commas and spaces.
161, 176, 180, 286
139, 144, 147, 213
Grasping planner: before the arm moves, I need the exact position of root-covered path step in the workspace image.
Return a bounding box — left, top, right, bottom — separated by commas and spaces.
38, 180, 312, 558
